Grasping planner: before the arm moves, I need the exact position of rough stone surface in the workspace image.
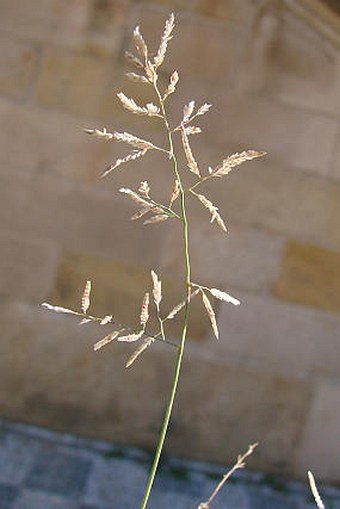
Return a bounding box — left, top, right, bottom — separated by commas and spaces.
274, 241, 340, 314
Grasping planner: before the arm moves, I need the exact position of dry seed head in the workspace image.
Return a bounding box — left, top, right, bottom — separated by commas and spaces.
209, 288, 240, 306
138, 181, 150, 197
130, 207, 153, 221
140, 292, 150, 328
163, 70, 179, 100
84, 128, 114, 140
214, 150, 266, 177
133, 25, 148, 61
79, 318, 92, 325
183, 101, 195, 122
125, 51, 143, 69
119, 188, 151, 208
117, 93, 160, 117
81, 280, 91, 314
154, 12, 175, 69
184, 126, 202, 135
117, 330, 144, 343
196, 103, 212, 117
126, 336, 155, 368
165, 288, 199, 321
125, 72, 149, 83
151, 270, 162, 308
100, 315, 113, 325
193, 191, 227, 233
102, 149, 148, 177
143, 214, 169, 225
169, 180, 180, 206
94, 331, 120, 351
180, 123, 200, 177
41, 303, 78, 315
113, 131, 159, 151
201, 291, 219, 339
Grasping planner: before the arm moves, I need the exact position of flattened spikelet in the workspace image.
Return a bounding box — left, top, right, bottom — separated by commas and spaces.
165, 288, 199, 321
151, 270, 162, 308
133, 26, 148, 60
126, 336, 155, 368
184, 126, 202, 135
140, 292, 150, 328
209, 288, 240, 306
143, 214, 169, 225
125, 51, 143, 68
183, 101, 195, 122
154, 13, 175, 68
214, 150, 266, 177
41, 303, 78, 315
117, 93, 160, 117
119, 188, 151, 208
163, 70, 179, 100
102, 149, 148, 177
113, 131, 159, 151
100, 315, 113, 325
94, 331, 120, 351
84, 128, 114, 140
192, 191, 227, 232
202, 291, 219, 339
81, 280, 91, 314
117, 330, 144, 342
195, 103, 212, 117
181, 124, 200, 177
130, 207, 152, 221
138, 181, 150, 197
125, 72, 149, 83
169, 180, 180, 206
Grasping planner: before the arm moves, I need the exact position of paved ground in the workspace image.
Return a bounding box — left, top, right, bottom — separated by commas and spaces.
0, 419, 339, 509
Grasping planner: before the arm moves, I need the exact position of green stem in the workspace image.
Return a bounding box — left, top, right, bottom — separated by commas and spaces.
139, 84, 191, 509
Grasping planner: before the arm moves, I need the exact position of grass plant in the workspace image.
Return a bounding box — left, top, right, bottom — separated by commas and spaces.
42, 13, 269, 508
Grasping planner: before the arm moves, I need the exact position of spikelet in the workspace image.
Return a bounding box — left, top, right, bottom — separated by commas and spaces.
184, 126, 202, 135
84, 128, 114, 140
164, 289, 199, 321
130, 207, 153, 221
145, 60, 158, 83
163, 71, 179, 100
180, 123, 200, 177
117, 330, 144, 342
125, 51, 143, 69
100, 315, 113, 325
308, 471, 325, 509
113, 131, 160, 151
169, 180, 180, 206
79, 318, 92, 325
102, 149, 148, 177
183, 101, 195, 122
126, 336, 155, 368
151, 270, 162, 308
143, 214, 169, 225
81, 280, 91, 314
117, 93, 161, 117
133, 26, 148, 61
94, 331, 120, 351
195, 103, 212, 117
154, 13, 175, 68
119, 188, 151, 208
209, 288, 240, 306
41, 303, 78, 315
125, 72, 149, 83
138, 181, 150, 197
214, 150, 266, 177
201, 291, 219, 339
192, 192, 227, 232
140, 292, 150, 328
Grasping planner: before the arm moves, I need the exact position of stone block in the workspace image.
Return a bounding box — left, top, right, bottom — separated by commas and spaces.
0, 37, 39, 99
206, 290, 340, 378
0, 231, 58, 303
36, 47, 118, 119
0, 0, 127, 52
0, 167, 166, 269
160, 222, 284, 294
293, 378, 340, 481
274, 241, 340, 314
169, 354, 311, 475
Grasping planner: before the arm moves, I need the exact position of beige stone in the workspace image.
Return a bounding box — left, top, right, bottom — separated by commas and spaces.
0, 231, 58, 303
0, 37, 39, 99
168, 353, 311, 475
209, 290, 340, 378
160, 222, 285, 294
274, 241, 340, 314
293, 378, 340, 481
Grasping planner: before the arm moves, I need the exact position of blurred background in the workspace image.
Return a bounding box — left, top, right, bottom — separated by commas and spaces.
0, 0, 340, 482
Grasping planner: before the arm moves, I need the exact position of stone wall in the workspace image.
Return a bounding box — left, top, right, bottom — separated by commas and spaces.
1, 0, 340, 481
